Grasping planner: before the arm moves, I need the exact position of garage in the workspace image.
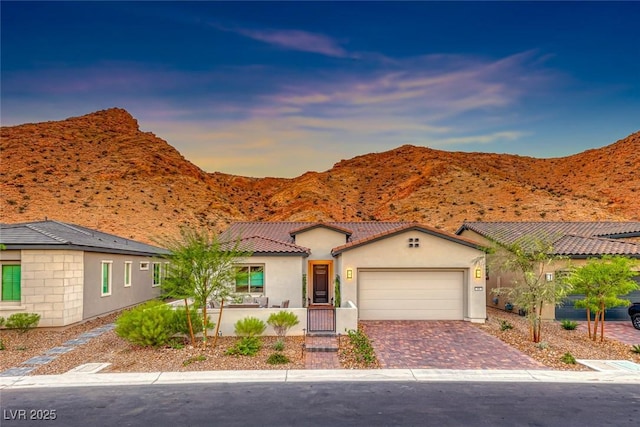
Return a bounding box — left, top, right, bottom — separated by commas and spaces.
358, 270, 465, 320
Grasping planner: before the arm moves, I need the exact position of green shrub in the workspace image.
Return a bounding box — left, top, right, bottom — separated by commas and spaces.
267, 311, 299, 340
171, 306, 213, 336
346, 329, 377, 365
234, 317, 266, 337
183, 354, 206, 366
0, 316, 5, 328
560, 319, 578, 330
631, 344, 640, 354
0, 340, 5, 351
273, 340, 285, 351
5, 313, 41, 333
535, 341, 549, 350
115, 301, 175, 347
267, 352, 290, 365
561, 352, 576, 364
499, 320, 513, 331
226, 337, 262, 356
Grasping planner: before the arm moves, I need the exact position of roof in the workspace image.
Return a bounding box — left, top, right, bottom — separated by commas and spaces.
223, 221, 483, 255
456, 222, 640, 258
0, 220, 167, 256
232, 236, 310, 256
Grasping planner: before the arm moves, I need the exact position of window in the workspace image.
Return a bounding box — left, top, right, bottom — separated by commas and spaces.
152, 262, 162, 287
1, 265, 21, 302
101, 261, 112, 296
140, 261, 149, 270
235, 265, 264, 293
124, 261, 132, 287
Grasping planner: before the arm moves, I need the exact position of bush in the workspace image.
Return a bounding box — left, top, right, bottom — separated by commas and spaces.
267, 352, 290, 365
5, 313, 41, 333
346, 329, 377, 365
226, 337, 261, 356
171, 306, 213, 336
115, 301, 175, 347
267, 311, 299, 339
273, 340, 285, 351
499, 320, 513, 331
631, 344, 640, 354
560, 319, 578, 330
561, 352, 576, 364
0, 316, 5, 328
234, 317, 266, 337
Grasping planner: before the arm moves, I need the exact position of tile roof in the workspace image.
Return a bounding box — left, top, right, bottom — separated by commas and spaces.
456, 221, 640, 258
0, 220, 167, 256
234, 236, 310, 255
223, 221, 482, 255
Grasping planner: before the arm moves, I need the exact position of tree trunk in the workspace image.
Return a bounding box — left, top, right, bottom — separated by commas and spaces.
202, 304, 208, 344
599, 302, 605, 342
184, 298, 196, 345
212, 299, 225, 347
586, 307, 592, 339
592, 309, 599, 342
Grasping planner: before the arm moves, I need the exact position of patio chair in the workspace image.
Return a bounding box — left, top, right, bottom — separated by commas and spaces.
272, 299, 289, 308
256, 296, 269, 308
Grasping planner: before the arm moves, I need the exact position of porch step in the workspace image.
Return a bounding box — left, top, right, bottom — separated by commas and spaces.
305, 335, 339, 353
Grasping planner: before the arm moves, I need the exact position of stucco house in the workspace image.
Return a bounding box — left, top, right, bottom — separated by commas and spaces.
456, 221, 640, 320
222, 221, 487, 329
0, 220, 167, 327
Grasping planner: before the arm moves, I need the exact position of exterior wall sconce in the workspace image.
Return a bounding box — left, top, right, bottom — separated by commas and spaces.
475, 268, 482, 279
346, 268, 353, 280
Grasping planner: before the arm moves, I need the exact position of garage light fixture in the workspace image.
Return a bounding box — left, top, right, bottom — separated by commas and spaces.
346, 268, 353, 279
475, 268, 482, 279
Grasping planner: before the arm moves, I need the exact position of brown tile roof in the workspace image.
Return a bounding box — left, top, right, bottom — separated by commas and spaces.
223, 221, 481, 255
456, 222, 640, 258
235, 236, 310, 255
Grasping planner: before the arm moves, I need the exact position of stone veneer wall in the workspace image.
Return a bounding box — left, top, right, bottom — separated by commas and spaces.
19, 250, 84, 327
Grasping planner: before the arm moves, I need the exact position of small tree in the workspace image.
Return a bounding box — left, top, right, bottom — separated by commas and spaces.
490, 234, 572, 343
157, 226, 251, 346
565, 256, 639, 341
267, 311, 300, 346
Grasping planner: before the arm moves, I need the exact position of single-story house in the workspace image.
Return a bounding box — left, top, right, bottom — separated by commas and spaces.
0, 220, 168, 327
455, 221, 640, 320
222, 221, 487, 326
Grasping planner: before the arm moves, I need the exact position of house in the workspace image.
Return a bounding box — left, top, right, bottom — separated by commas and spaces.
222, 221, 487, 328
0, 220, 168, 327
455, 221, 640, 320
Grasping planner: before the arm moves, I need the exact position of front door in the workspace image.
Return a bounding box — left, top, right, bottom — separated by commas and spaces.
312, 264, 329, 304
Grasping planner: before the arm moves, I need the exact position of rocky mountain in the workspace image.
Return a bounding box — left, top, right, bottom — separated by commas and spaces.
1, 108, 638, 243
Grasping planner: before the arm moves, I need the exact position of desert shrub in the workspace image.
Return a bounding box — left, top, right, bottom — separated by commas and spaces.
267, 311, 299, 340
226, 337, 261, 356
561, 352, 576, 364
560, 319, 578, 330
535, 341, 549, 350
171, 306, 213, 336
346, 329, 377, 365
273, 340, 285, 351
0, 316, 5, 328
115, 300, 175, 347
631, 344, 640, 354
267, 352, 290, 365
499, 320, 513, 331
5, 313, 41, 333
183, 354, 206, 366
234, 317, 266, 337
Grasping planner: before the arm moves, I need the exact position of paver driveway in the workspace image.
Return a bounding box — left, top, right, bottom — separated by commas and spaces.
577, 321, 639, 346
360, 321, 545, 370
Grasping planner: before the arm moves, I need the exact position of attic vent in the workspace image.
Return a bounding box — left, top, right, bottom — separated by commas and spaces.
408, 237, 420, 248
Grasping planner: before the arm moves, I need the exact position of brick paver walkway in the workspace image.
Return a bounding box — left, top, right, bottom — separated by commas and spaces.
304, 336, 341, 369
361, 320, 545, 370
577, 321, 639, 346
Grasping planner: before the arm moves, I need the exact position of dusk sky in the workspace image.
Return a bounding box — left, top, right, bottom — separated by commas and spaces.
2, 1, 639, 177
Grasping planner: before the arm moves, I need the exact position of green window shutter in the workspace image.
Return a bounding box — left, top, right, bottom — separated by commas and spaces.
2, 265, 21, 301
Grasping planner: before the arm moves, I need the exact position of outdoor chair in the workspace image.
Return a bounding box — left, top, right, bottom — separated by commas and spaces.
272, 299, 289, 308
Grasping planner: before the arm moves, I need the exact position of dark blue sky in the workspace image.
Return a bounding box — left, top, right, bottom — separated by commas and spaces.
2, 1, 639, 177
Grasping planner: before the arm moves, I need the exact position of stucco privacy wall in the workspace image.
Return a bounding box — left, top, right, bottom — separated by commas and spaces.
240, 255, 304, 308
338, 230, 486, 322
83, 252, 160, 319
9, 250, 84, 327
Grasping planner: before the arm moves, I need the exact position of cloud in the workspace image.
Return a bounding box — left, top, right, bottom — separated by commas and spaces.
214, 24, 351, 58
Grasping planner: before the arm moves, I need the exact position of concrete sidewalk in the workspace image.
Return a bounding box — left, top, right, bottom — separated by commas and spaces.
1, 368, 639, 389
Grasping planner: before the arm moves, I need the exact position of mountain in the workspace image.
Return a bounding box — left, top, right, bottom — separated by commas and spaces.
1, 108, 638, 243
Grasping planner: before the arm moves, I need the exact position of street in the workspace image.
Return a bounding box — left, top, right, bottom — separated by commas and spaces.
1, 381, 638, 426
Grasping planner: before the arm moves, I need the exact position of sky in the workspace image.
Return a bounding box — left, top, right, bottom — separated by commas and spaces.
2, 1, 639, 178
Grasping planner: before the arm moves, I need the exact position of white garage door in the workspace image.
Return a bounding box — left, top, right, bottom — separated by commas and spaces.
358, 270, 464, 320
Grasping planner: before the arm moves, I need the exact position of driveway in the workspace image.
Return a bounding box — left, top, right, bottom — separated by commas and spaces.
360, 321, 545, 370
577, 321, 639, 346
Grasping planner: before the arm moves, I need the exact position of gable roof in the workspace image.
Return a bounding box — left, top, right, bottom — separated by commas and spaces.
0, 220, 167, 256
233, 235, 310, 256
223, 221, 483, 256
456, 221, 640, 258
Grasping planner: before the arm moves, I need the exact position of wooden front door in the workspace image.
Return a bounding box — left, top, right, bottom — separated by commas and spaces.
312, 264, 329, 304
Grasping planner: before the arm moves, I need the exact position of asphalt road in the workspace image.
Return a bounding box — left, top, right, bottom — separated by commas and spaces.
1, 382, 639, 426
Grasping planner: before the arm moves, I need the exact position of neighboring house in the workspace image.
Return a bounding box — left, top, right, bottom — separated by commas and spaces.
456, 221, 640, 320
222, 221, 487, 324
0, 220, 167, 327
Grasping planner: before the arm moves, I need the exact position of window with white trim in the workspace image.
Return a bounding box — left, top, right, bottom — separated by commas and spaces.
101, 261, 112, 296
235, 265, 264, 293
152, 262, 162, 287
140, 261, 149, 270
124, 261, 132, 287
1, 264, 21, 302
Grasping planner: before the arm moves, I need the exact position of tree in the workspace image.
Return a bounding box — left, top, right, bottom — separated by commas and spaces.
490, 234, 572, 343
158, 226, 251, 346
565, 256, 639, 342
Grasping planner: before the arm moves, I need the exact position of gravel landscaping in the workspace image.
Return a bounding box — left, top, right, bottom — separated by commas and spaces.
1, 306, 639, 374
